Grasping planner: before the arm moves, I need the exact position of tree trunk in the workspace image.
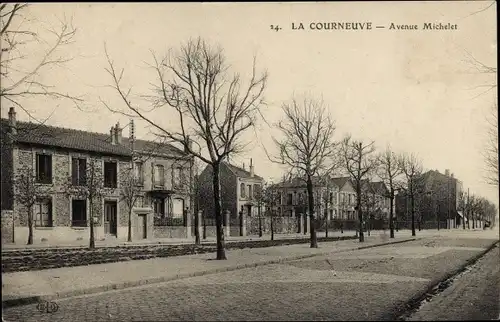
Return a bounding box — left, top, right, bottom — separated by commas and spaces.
357, 187, 364, 242
410, 183, 416, 237
27, 206, 33, 245
389, 190, 395, 238
127, 208, 132, 242
202, 211, 207, 240
307, 176, 318, 248
89, 199, 95, 249
270, 211, 274, 241
258, 204, 262, 237
472, 212, 475, 229
212, 163, 226, 260
194, 209, 200, 245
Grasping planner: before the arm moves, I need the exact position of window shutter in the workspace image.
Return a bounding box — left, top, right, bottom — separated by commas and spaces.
80, 159, 87, 184
35, 154, 40, 181
47, 155, 52, 182
72, 158, 78, 185
48, 199, 53, 226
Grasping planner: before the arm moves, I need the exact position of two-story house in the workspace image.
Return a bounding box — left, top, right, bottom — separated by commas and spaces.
197, 159, 264, 219
360, 180, 391, 221
1, 107, 193, 245
330, 177, 357, 220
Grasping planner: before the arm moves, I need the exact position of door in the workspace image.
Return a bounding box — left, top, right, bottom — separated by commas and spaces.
104, 201, 117, 236
137, 214, 147, 239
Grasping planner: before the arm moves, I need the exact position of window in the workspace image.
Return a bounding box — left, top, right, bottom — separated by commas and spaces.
35, 198, 52, 227
134, 196, 144, 208
172, 198, 184, 218
153, 164, 165, 187
36, 154, 52, 184
153, 197, 165, 217
173, 167, 183, 187
104, 161, 117, 188
253, 184, 260, 199
72, 199, 87, 227
240, 183, 246, 198
72, 158, 87, 186
287, 193, 293, 205
298, 192, 304, 204
248, 185, 252, 199
330, 192, 334, 204
134, 162, 144, 184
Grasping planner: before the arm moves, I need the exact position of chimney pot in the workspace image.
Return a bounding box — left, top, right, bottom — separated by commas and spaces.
445, 169, 450, 177
250, 158, 254, 177
8, 107, 16, 135
110, 127, 116, 145
115, 123, 122, 144
243, 163, 245, 170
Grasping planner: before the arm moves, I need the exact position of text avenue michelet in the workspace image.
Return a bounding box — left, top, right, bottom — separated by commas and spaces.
291, 22, 458, 31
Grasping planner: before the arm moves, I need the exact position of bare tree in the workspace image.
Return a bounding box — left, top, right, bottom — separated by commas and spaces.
377, 145, 402, 238
65, 158, 105, 249
269, 96, 337, 248
360, 179, 378, 237
14, 166, 44, 245
103, 37, 267, 260
119, 163, 143, 243
398, 153, 423, 237
484, 104, 498, 186
341, 136, 378, 242
0, 3, 82, 121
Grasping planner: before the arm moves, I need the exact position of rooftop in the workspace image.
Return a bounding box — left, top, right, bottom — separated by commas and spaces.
0, 118, 187, 158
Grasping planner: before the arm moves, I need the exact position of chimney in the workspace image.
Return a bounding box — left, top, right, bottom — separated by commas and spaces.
185, 135, 192, 153
250, 158, 254, 177
110, 127, 116, 145
115, 122, 122, 144
445, 169, 450, 177
243, 163, 245, 170
8, 107, 16, 135
451, 173, 454, 179
129, 119, 135, 151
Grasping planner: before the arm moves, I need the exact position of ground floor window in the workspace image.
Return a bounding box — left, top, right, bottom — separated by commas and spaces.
72, 199, 87, 227
35, 198, 52, 227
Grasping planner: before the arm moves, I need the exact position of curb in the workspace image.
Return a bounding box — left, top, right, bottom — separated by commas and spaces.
388, 240, 500, 321
2, 237, 418, 309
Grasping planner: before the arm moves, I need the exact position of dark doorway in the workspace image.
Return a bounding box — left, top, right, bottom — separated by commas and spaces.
104, 200, 117, 236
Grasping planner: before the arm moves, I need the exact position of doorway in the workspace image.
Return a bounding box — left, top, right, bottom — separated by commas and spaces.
104, 200, 117, 236
137, 214, 147, 239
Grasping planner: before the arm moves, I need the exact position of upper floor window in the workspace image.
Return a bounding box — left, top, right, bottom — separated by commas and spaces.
104, 161, 117, 188
329, 192, 334, 204
287, 193, 293, 205
153, 164, 165, 187
36, 154, 52, 184
248, 185, 252, 199
134, 162, 144, 184
172, 167, 183, 187
240, 183, 246, 198
72, 158, 87, 186
253, 184, 260, 199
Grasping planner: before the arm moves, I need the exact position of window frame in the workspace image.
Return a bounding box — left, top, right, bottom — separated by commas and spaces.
103, 161, 118, 188
71, 199, 88, 227
34, 198, 53, 227
36, 153, 52, 184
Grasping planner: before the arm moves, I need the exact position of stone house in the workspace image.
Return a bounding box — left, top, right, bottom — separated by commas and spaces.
197, 159, 264, 219
1, 107, 193, 245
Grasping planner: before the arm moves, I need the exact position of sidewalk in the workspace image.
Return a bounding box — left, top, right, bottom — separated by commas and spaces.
2, 231, 420, 307
2, 230, 358, 251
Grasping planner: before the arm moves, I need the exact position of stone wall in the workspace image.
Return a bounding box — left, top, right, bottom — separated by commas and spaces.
1, 210, 14, 244
153, 226, 187, 238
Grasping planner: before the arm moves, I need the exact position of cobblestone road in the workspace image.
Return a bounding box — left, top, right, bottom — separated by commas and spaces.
3, 236, 498, 321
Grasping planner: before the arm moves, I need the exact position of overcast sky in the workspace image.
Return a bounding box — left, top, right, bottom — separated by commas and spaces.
1, 2, 497, 206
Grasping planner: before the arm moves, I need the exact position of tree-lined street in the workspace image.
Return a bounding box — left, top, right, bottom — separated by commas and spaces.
3, 231, 498, 321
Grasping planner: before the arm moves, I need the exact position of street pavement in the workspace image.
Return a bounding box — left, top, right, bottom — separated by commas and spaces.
2, 229, 498, 321
406, 244, 500, 321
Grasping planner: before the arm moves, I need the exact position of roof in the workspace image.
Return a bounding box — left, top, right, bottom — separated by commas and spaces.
223, 162, 263, 180
0, 118, 187, 158
274, 176, 351, 189
330, 177, 351, 189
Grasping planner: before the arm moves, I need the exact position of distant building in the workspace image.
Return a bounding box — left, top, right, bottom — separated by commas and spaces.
1, 107, 194, 245
197, 159, 264, 219
395, 169, 463, 228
